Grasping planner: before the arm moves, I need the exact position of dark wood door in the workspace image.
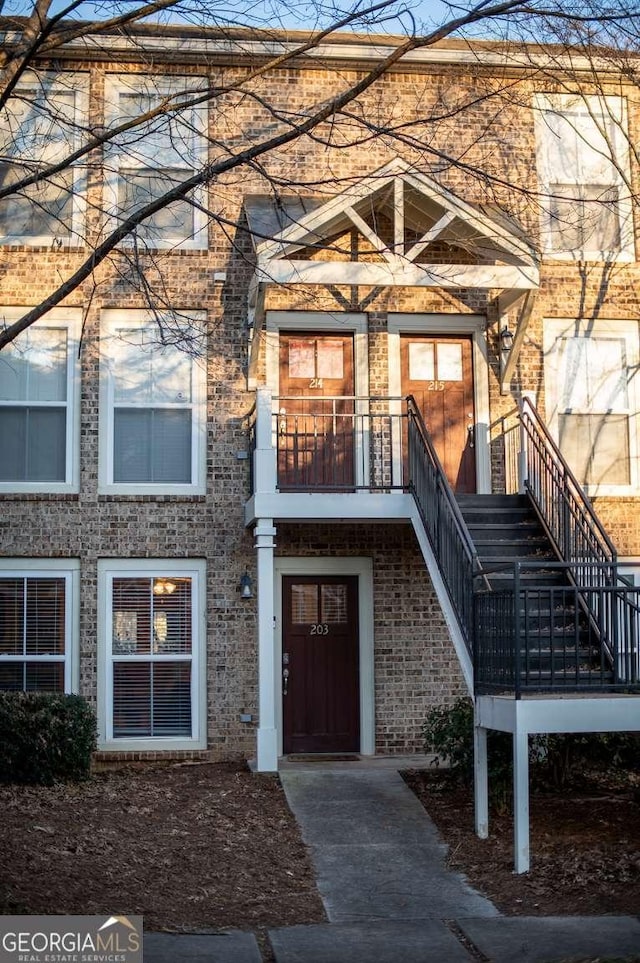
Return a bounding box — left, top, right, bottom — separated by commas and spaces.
278, 333, 355, 489
282, 575, 360, 754
401, 334, 477, 493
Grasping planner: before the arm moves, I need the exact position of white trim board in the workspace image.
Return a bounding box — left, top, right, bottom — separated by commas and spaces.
274, 556, 375, 757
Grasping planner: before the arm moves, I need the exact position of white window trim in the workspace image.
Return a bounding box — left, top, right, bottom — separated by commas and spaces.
534, 92, 634, 263
387, 314, 491, 494
0, 558, 80, 693
543, 317, 640, 496
103, 74, 209, 251
97, 558, 207, 751
98, 309, 207, 495
0, 71, 88, 248
0, 307, 81, 494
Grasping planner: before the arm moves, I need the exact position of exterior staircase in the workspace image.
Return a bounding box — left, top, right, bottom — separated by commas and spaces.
457, 493, 614, 691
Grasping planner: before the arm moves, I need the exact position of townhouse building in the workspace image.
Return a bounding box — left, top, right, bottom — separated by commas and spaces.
1, 22, 639, 835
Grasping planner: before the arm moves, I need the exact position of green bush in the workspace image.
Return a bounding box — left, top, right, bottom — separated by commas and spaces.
0, 692, 97, 785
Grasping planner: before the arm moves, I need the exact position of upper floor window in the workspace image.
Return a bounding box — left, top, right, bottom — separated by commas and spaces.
0, 560, 79, 693
103, 75, 208, 250
0, 309, 81, 493
99, 310, 207, 495
534, 94, 634, 261
0, 73, 87, 246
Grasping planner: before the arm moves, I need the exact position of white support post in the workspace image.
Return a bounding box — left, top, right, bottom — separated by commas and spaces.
513, 729, 530, 873
254, 387, 277, 496
255, 518, 278, 772
473, 719, 489, 839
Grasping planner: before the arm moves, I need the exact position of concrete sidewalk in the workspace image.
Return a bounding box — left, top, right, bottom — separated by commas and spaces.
143, 767, 640, 963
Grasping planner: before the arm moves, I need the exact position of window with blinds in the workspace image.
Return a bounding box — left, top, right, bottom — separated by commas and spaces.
100, 311, 206, 494
0, 575, 67, 691
109, 575, 194, 739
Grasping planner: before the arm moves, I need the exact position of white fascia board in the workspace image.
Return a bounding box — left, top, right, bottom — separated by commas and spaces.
245, 491, 413, 525
26, 31, 628, 75
476, 694, 640, 734
257, 258, 539, 289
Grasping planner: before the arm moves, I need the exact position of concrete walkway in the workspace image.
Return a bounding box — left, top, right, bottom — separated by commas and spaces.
143, 765, 640, 963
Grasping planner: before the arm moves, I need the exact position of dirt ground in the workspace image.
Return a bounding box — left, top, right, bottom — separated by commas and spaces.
403, 768, 640, 917
1, 758, 639, 945
0, 761, 325, 932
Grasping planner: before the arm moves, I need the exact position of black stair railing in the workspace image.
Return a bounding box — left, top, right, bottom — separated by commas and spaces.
519, 395, 617, 579
406, 396, 482, 652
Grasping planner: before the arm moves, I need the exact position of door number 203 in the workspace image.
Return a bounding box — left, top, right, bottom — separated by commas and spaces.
310, 623, 329, 635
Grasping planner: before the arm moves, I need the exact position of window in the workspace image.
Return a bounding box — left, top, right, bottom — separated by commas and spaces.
0, 561, 79, 692
544, 318, 640, 492
0, 309, 81, 492
103, 75, 208, 249
99, 310, 206, 494
98, 560, 206, 750
0, 73, 87, 245
534, 94, 633, 260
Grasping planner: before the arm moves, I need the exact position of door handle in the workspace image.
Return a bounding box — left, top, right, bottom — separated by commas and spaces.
283, 667, 289, 696
279, 407, 287, 434
467, 421, 475, 449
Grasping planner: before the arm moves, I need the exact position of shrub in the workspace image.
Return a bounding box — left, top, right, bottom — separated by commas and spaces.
0, 692, 97, 785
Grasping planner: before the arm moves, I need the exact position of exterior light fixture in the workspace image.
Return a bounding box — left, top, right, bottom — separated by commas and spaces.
240, 571, 254, 599
500, 326, 514, 353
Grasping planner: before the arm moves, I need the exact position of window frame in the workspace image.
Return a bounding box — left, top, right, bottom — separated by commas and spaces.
103, 74, 209, 251
544, 317, 640, 495
0, 307, 81, 493
534, 93, 634, 262
98, 309, 207, 495
97, 558, 207, 751
0, 71, 88, 247
0, 559, 80, 693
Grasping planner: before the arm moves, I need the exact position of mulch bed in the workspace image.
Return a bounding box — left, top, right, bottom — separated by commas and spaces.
0, 761, 326, 932
403, 768, 640, 917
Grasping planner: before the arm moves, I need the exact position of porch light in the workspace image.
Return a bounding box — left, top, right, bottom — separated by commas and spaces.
153, 578, 177, 596
240, 571, 254, 599
500, 326, 514, 353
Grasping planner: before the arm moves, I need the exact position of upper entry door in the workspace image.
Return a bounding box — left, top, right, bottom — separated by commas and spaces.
401, 334, 477, 493
278, 333, 355, 490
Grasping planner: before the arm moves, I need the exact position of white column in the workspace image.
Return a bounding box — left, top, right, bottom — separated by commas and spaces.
473, 717, 489, 839
255, 518, 278, 772
254, 387, 277, 495
513, 728, 530, 873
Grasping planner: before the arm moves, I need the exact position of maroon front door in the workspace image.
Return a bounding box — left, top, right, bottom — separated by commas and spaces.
401, 334, 477, 493
278, 333, 355, 490
282, 575, 360, 754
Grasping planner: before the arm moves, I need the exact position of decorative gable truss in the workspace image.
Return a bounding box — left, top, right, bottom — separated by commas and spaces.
244, 159, 540, 386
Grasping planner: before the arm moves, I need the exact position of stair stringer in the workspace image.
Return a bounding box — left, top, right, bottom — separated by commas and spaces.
409, 501, 474, 694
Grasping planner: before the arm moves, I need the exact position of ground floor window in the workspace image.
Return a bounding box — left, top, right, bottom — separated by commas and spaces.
0, 561, 78, 692
98, 559, 206, 750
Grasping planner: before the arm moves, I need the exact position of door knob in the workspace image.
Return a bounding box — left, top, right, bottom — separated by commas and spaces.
283, 667, 289, 696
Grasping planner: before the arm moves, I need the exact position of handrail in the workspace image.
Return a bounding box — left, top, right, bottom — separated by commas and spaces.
405, 395, 484, 650
519, 394, 617, 567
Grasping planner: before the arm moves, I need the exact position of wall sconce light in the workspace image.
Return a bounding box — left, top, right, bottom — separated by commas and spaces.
240, 571, 254, 599
153, 578, 177, 596
500, 326, 514, 353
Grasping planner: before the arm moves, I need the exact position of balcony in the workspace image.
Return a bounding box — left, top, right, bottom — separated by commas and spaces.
245, 388, 416, 525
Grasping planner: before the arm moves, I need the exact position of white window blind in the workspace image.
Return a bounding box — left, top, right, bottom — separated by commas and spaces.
0, 576, 66, 691
0, 78, 85, 242
110, 327, 194, 484
0, 326, 68, 482
558, 335, 631, 486
110, 576, 194, 739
